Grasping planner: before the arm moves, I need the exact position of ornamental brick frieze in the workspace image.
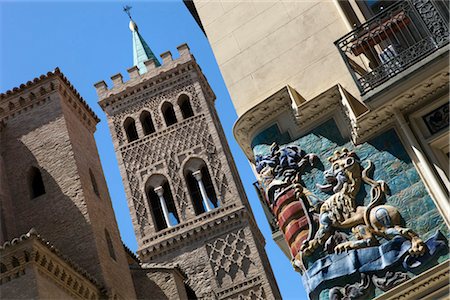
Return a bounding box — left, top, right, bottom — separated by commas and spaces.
206, 228, 253, 288
120, 114, 231, 232
138, 203, 245, 259
215, 276, 264, 300
111, 80, 201, 146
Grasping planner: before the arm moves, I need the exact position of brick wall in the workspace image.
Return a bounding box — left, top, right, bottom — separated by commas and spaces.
2, 77, 136, 299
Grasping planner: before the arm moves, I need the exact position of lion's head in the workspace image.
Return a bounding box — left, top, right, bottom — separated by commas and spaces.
317, 148, 361, 193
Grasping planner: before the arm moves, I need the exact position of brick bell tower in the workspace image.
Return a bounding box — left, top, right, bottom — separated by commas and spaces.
0, 68, 136, 299
95, 15, 281, 299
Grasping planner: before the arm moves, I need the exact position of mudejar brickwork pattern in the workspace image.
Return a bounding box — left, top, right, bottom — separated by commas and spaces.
94, 18, 281, 299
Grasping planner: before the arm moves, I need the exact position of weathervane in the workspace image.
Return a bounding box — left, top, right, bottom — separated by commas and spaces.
123, 5, 133, 19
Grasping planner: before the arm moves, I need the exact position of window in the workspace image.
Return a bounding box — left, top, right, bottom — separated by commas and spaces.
162, 102, 177, 126
89, 169, 100, 198
357, 0, 397, 18
140, 111, 156, 135
178, 94, 194, 119
145, 175, 180, 231
11, 257, 19, 268
124, 117, 139, 142
30, 167, 45, 199
186, 171, 204, 215
184, 159, 219, 216
104, 229, 116, 261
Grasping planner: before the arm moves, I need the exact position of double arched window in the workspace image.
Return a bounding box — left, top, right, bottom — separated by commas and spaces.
29, 167, 45, 199
124, 117, 139, 142
183, 158, 219, 215
140, 110, 155, 135
123, 111, 156, 144
145, 175, 179, 231
178, 94, 194, 119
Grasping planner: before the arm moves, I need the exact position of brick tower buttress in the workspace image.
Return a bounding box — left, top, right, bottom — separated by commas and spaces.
0, 70, 136, 299
96, 44, 281, 299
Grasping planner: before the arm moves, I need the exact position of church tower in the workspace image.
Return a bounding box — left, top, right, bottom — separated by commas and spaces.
95, 16, 281, 298
0, 69, 136, 299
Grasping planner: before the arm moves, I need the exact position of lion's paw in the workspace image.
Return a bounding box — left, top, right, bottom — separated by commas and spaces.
409, 238, 426, 257
334, 241, 354, 254
300, 239, 319, 256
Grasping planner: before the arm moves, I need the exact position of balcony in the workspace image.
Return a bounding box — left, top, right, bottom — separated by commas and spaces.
335, 0, 449, 95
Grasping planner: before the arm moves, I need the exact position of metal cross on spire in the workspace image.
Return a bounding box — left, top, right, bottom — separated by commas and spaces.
123, 5, 133, 19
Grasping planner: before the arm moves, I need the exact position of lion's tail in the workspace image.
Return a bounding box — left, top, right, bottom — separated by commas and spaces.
362, 160, 390, 230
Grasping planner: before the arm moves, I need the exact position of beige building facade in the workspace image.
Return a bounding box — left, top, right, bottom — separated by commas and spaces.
189, 0, 449, 299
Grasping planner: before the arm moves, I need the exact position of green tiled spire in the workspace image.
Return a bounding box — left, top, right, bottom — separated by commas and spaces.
129, 20, 161, 74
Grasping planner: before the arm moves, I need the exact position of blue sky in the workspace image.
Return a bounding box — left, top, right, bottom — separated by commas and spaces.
1, 1, 307, 298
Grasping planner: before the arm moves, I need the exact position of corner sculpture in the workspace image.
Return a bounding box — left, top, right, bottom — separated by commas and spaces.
255, 144, 448, 299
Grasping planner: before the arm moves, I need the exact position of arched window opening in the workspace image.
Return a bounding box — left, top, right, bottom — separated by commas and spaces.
140, 111, 155, 135
104, 229, 116, 261
30, 167, 46, 199
184, 283, 198, 299
178, 94, 194, 119
89, 169, 100, 198
200, 166, 219, 208
146, 176, 180, 231
162, 102, 177, 126
124, 117, 139, 142
186, 171, 204, 215
184, 159, 219, 216
11, 256, 19, 268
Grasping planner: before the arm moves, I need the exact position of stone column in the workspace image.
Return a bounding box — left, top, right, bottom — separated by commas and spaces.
192, 170, 213, 212
154, 186, 172, 228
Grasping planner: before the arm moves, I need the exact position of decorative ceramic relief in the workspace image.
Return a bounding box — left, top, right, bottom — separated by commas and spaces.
253, 120, 448, 299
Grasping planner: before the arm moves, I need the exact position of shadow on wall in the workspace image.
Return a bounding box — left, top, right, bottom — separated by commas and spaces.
3, 139, 106, 285
130, 269, 169, 300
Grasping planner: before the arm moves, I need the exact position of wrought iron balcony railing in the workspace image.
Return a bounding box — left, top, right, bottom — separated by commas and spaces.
335, 0, 449, 95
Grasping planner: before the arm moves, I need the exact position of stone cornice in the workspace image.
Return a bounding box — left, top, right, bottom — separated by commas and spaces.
0, 68, 99, 125
138, 203, 250, 260
233, 68, 448, 161
216, 275, 262, 299
138, 262, 186, 279
0, 229, 104, 299
233, 85, 344, 162
374, 260, 449, 300
233, 86, 295, 161
353, 70, 449, 143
